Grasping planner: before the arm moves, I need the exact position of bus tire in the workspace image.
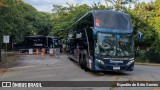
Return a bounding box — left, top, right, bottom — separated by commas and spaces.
79, 55, 84, 69
83, 55, 89, 71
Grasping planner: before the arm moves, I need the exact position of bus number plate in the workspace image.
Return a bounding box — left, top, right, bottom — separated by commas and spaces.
113, 66, 120, 70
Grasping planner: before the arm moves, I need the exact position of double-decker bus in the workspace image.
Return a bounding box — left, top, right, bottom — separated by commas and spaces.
66, 10, 142, 71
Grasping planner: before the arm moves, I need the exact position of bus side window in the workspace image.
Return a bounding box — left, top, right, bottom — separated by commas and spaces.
83, 41, 88, 50
51, 39, 53, 48
76, 39, 82, 50
69, 39, 75, 54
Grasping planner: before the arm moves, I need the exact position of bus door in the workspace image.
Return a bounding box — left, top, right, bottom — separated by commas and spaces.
73, 39, 82, 60
67, 31, 75, 55
72, 32, 83, 60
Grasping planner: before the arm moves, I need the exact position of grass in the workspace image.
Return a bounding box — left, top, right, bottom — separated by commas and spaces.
135, 57, 150, 63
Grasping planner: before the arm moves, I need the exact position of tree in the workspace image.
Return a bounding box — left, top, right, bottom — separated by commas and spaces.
50, 3, 109, 39
128, 0, 160, 62
105, 0, 137, 11
0, 0, 53, 53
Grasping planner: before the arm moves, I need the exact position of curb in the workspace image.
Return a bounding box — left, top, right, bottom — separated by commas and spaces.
135, 62, 160, 66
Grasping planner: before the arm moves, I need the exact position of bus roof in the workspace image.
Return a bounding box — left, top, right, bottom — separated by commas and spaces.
25, 35, 59, 39
76, 10, 133, 31
25, 35, 45, 38
89, 10, 128, 16
76, 10, 129, 22
46, 36, 59, 39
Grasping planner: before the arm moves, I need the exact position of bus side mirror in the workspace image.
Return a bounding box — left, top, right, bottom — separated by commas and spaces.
138, 31, 143, 43
133, 30, 143, 43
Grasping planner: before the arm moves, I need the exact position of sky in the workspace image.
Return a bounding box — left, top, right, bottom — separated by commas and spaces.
23, 0, 155, 13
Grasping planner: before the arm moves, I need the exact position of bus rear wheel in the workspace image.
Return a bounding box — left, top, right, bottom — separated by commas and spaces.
79, 55, 84, 69
82, 55, 89, 71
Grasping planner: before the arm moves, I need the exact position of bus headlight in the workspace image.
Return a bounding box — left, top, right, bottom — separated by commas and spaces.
127, 60, 134, 65
96, 59, 105, 65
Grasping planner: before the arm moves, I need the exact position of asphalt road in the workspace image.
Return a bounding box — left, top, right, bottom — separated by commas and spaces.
0, 54, 160, 90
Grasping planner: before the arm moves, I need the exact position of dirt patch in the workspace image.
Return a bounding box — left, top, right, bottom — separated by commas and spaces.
1, 52, 19, 63
0, 52, 20, 74
0, 68, 14, 74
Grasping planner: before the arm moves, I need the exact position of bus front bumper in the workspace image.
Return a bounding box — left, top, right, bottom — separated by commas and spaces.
94, 59, 134, 71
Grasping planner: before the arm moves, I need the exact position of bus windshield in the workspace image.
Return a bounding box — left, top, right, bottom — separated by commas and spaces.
53, 38, 62, 48
94, 12, 132, 30
95, 33, 134, 57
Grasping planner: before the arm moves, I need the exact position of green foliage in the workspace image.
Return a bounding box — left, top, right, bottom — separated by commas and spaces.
50, 3, 109, 39
135, 50, 149, 63
0, 0, 52, 43
105, 0, 136, 11
128, 0, 160, 63
50, 4, 90, 38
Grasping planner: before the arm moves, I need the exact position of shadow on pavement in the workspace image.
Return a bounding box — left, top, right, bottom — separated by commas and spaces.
87, 71, 129, 77
69, 58, 130, 76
